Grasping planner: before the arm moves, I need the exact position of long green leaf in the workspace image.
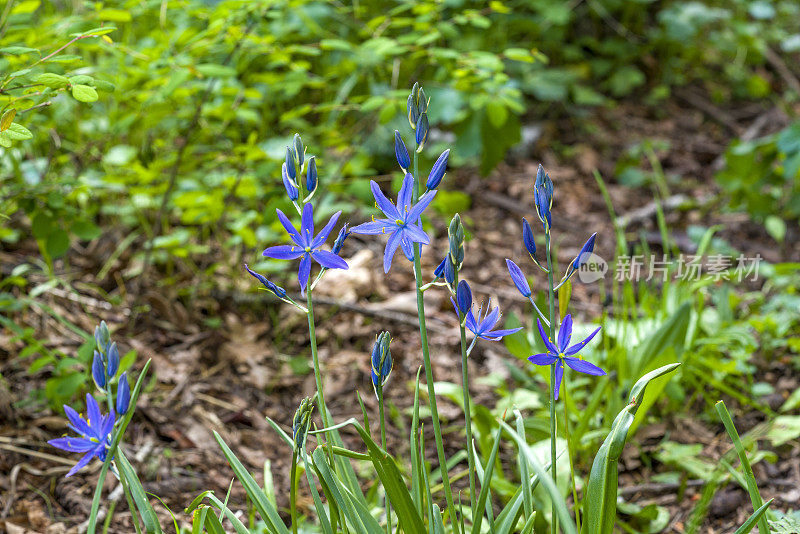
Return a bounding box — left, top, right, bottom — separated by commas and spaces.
733, 499, 774, 534
471, 415, 504, 534
583, 363, 680, 534
716, 401, 770, 534
117, 450, 162, 533
300, 447, 334, 534
213, 431, 291, 534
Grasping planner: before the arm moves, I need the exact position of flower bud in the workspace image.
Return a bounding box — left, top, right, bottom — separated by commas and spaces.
94, 321, 110, 353
418, 87, 427, 113
306, 156, 317, 194
506, 259, 531, 298
444, 256, 456, 285
92, 351, 106, 389
434, 257, 447, 279
116, 372, 130, 415
456, 280, 472, 315
426, 149, 449, 190
245, 264, 288, 300
282, 163, 298, 201
332, 224, 350, 255
448, 214, 465, 269
292, 397, 314, 449
371, 331, 393, 393
292, 133, 304, 167
106, 342, 119, 378
407, 94, 418, 129
415, 113, 429, 151
573, 232, 597, 269
285, 146, 296, 180
534, 164, 553, 230
394, 131, 410, 172
522, 218, 537, 258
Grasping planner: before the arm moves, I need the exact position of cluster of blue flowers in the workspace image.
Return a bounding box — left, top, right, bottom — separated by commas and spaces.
506, 164, 605, 399
49, 321, 130, 477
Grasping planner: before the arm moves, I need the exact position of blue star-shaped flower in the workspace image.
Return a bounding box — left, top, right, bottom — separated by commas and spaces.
48, 394, 116, 477
451, 297, 523, 342
351, 173, 437, 272
262, 203, 348, 293
528, 314, 604, 400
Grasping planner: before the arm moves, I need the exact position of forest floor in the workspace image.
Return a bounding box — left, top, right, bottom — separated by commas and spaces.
2, 93, 799, 533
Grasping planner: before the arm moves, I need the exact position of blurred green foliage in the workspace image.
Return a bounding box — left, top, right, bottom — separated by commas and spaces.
3, 0, 799, 268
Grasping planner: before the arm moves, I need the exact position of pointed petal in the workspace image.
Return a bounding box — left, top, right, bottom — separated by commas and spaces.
262, 245, 305, 260
506, 259, 531, 298
383, 230, 403, 273
557, 314, 573, 352
276, 209, 302, 245
86, 394, 101, 430
564, 326, 602, 355
407, 189, 437, 222
553, 361, 564, 400
401, 223, 430, 245
564, 357, 606, 376
312, 250, 348, 270
399, 236, 415, 262
537, 319, 558, 354
527, 353, 558, 366
396, 173, 414, 211
298, 254, 312, 293
49, 437, 96, 453
465, 309, 478, 332
481, 305, 501, 332
64, 405, 92, 437
351, 219, 396, 235
483, 327, 523, 338
370, 180, 400, 220
65, 451, 95, 477
300, 202, 314, 245
311, 211, 342, 248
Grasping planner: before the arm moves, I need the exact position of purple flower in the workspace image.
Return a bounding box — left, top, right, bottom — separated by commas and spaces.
528, 314, 604, 400
456, 280, 472, 315
116, 372, 130, 415
534, 164, 553, 231
48, 394, 116, 477
394, 131, 410, 172
426, 149, 450, 190
245, 263, 288, 299
351, 174, 437, 272
262, 203, 348, 293
458, 299, 523, 341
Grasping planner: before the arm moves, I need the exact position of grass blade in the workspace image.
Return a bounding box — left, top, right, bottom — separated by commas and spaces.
116, 450, 162, 533
716, 401, 770, 534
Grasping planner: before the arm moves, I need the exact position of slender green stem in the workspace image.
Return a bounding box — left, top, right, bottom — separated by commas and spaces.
305, 289, 331, 433
412, 146, 458, 527
458, 322, 477, 512
545, 231, 558, 534
562, 375, 580, 531
377, 386, 392, 534
290, 450, 298, 534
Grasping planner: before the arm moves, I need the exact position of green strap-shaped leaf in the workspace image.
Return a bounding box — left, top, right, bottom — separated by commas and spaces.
582, 363, 680, 534
213, 431, 291, 534
733, 499, 773, 534
185, 491, 250, 534
116, 450, 162, 533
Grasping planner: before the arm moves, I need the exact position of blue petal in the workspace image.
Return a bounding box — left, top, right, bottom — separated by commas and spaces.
399, 236, 415, 262
370, 180, 401, 220
262, 245, 305, 260
553, 360, 564, 400
537, 319, 559, 354
298, 254, 312, 293
311, 211, 341, 249
564, 326, 602, 356
383, 230, 403, 273
86, 394, 102, 431
49, 436, 96, 453
483, 327, 523, 339
564, 357, 605, 376
406, 190, 437, 223
312, 250, 348, 270
557, 314, 573, 352
401, 223, 430, 245
351, 219, 396, 235
456, 280, 472, 314
276, 209, 302, 246
396, 173, 414, 212
300, 203, 315, 246
65, 451, 96, 477
64, 405, 92, 438
528, 353, 558, 366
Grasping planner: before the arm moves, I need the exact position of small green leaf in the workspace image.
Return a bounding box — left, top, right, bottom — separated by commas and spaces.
764, 215, 786, 243
35, 73, 70, 89
0, 109, 16, 131
71, 84, 99, 103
